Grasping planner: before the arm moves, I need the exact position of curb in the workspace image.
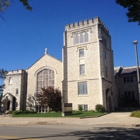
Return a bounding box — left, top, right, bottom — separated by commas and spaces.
132, 124, 140, 127
0, 121, 140, 127
80, 113, 109, 119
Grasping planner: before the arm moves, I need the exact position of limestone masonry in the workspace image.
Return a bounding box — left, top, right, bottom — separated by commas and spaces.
2, 17, 139, 112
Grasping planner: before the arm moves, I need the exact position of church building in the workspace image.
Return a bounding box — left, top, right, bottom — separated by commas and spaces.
2, 17, 118, 112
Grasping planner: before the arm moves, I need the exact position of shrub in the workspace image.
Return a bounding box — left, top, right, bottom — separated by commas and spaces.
78, 105, 83, 112
95, 104, 105, 113
23, 110, 37, 114
8, 111, 12, 114
130, 111, 140, 118
12, 110, 23, 115
88, 110, 95, 112
12, 110, 37, 115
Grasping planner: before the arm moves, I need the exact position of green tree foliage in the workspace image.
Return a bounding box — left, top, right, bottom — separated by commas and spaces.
0, 69, 7, 110
19, 0, 32, 11
0, 0, 10, 12
37, 86, 62, 112
116, 0, 140, 25
0, 69, 7, 88
0, 0, 32, 13
0, 68, 7, 79
78, 105, 83, 112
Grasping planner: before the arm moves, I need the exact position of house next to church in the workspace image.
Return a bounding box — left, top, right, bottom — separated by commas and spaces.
1, 17, 139, 113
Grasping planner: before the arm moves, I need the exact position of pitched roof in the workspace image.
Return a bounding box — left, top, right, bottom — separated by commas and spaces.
28, 54, 62, 70
121, 67, 137, 76
114, 66, 137, 76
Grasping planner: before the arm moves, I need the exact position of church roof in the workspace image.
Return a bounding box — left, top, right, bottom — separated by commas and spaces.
114, 66, 137, 76
28, 53, 62, 70
121, 67, 137, 76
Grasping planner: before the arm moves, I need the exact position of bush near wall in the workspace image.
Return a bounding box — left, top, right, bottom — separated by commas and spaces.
95, 104, 105, 113
130, 111, 140, 118
12, 110, 37, 115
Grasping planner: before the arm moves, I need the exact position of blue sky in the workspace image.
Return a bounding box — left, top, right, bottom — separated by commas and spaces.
1, 0, 140, 71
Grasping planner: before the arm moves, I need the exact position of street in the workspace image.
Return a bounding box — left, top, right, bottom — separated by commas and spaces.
0, 124, 140, 140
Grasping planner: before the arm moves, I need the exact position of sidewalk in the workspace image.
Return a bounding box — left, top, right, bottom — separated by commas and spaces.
0, 112, 140, 127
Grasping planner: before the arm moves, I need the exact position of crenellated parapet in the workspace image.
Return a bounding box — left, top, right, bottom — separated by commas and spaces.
6, 70, 25, 75
65, 17, 109, 33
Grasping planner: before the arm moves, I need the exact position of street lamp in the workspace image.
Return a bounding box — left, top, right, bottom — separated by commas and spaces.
133, 40, 140, 108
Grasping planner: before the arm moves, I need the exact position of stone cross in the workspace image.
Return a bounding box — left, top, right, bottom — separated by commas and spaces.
44, 48, 48, 54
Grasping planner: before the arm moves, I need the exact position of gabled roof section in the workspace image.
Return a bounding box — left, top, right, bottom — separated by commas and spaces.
121, 67, 137, 76
2, 93, 14, 101
28, 54, 62, 70
114, 66, 137, 76
114, 66, 123, 76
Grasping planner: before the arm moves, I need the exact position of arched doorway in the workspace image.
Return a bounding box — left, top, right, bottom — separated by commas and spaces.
3, 97, 10, 112
2, 94, 16, 112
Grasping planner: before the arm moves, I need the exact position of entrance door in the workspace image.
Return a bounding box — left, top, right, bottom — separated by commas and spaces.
7, 100, 10, 110
3, 98, 10, 112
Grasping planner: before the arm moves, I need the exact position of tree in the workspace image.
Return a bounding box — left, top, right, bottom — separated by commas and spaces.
0, 69, 7, 90
0, 69, 7, 97
116, 0, 140, 25
37, 86, 62, 112
0, 0, 32, 13
0, 69, 7, 112
0, 0, 10, 12
19, 0, 32, 11
0, 0, 32, 20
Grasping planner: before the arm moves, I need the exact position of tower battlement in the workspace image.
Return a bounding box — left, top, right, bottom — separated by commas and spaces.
65, 17, 109, 33
7, 70, 25, 75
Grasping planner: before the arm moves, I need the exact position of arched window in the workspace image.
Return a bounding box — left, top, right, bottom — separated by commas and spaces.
84, 32, 89, 42
74, 35, 79, 44
80, 33, 84, 43
37, 69, 54, 93
74, 32, 89, 45
9, 77, 12, 84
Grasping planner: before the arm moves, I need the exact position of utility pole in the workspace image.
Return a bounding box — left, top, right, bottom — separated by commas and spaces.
133, 40, 140, 108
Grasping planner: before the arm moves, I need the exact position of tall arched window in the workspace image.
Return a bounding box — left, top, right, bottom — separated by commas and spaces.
74, 32, 89, 45
84, 32, 89, 42
74, 35, 79, 44
80, 33, 84, 43
37, 69, 54, 93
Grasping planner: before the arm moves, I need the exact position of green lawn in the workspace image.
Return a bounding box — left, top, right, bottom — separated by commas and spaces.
130, 111, 140, 118
12, 111, 107, 118
68, 111, 106, 118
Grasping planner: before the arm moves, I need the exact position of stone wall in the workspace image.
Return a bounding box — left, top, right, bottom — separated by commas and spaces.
63, 17, 115, 111
27, 54, 63, 108
3, 70, 27, 111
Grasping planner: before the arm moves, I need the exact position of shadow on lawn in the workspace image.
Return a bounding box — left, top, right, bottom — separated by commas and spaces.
10, 127, 140, 140
68, 112, 83, 116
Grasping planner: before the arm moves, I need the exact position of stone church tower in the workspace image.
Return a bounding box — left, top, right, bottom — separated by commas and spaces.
2, 17, 118, 113
2, 70, 27, 112
63, 17, 115, 111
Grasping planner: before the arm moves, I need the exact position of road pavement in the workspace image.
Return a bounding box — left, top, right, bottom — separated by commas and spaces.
0, 124, 140, 140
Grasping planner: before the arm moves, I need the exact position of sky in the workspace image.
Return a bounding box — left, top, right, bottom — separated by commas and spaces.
1, 0, 140, 71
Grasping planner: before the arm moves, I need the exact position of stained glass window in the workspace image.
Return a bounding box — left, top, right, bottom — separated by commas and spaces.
37, 69, 54, 93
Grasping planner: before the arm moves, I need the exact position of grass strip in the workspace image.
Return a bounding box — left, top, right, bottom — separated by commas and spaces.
12, 111, 107, 118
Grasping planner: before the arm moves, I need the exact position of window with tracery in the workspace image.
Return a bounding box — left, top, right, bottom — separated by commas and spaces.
74, 32, 89, 45
37, 69, 54, 93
